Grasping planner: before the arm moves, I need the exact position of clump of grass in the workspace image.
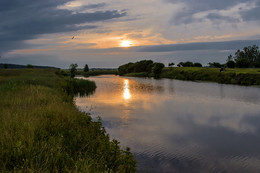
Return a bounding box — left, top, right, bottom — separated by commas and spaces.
0, 69, 136, 172
64, 78, 96, 97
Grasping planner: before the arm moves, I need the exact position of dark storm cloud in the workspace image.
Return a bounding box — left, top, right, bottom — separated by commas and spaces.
206, 13, 239, 23
84, 3, 107, 9
166, 0, 257, 24
241, 6, 260, 21
138, 39, 260, 52
166, 0, 249, 11
240, 0, 260, 21
0, 0, 126, 54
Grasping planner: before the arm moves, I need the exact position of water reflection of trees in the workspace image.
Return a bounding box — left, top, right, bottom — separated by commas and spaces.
132, 82, 165, 94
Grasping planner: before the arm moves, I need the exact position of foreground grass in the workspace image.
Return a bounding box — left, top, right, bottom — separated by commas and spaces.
160, 67, 260, 86
0, 69, 136, 172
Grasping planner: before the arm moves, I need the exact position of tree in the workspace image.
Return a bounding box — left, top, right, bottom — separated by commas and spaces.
177, 62, 182, 67
84, 64, 89, 72
194, 62, 202, 67
4, 64, 8, 69
27, 64, 34, 68
208, 62, 222, 68
118, 60, 154, 75
236, 58, 250, 68
168, 62, 175, 68
226, 60, 235, 68
152, 62, 165, 78
177, 61, 194, 67
227, 54, 233, 62
133, 60, 154, 73
233, 45, 260, 67
69, 64, 78, 78
118, 62, 134, 75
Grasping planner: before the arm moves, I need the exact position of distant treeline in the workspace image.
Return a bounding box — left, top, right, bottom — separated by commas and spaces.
0, 63, 58, 69
176, 45, 260, 68
226, 45, 260, 68
116, 45, 260, 86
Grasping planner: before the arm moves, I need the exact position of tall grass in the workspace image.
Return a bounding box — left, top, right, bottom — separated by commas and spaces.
0, 69, 136, 172
63, 78, 96, 97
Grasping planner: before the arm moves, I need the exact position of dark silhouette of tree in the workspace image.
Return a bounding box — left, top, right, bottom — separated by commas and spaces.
69, 64, 78, 78
168, 62, 175, 68
233, 45, 260, 68
226, 60, 235, 68
118, 62, 134, 75
208, 62, 222, 68
194, 62, 202, 67
4, 64, 8, 69
84, 64, 89, 72
177, 61, 194, 67
236, 58, 250, 68
227, 54, 233, 61
118, 60, 154, 75
152, 62, 165, 78
27, 64, 34, 68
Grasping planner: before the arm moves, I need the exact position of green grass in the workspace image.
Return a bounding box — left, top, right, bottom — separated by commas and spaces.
0, 69, 136, 172
160, 67, 260, 86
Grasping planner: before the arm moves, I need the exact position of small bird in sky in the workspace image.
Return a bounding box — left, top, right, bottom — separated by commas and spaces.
72, 36, 75, 39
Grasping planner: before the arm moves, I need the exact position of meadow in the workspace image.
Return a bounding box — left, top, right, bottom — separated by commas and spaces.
0, 69, 136, 172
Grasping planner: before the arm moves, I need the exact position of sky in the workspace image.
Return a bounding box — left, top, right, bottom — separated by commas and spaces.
1, 0, 260, 68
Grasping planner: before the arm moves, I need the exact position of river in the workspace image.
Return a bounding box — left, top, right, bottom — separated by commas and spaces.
75, 75, 260, 173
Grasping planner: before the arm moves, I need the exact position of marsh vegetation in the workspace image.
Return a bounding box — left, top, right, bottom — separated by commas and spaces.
0, 69, 136, 172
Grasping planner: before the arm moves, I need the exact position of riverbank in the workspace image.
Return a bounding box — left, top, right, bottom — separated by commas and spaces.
123, 67, 260, 86
0, 69, 136, 172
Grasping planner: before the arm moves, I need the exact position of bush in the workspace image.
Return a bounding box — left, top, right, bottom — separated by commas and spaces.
236, 58, 250, 68
27, 64, 34, 68
194, 62, 202, 67
152, 62, 165, 78
226, 60, 236, 68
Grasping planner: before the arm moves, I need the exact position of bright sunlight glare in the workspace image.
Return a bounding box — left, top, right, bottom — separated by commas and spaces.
123, 80, 131, 100
120, 40, 132, 47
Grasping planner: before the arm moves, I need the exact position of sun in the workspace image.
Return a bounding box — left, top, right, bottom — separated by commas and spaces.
120, 40, 132, 47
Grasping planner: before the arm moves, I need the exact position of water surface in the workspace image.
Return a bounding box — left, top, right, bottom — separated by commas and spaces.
75, 75, 260, 173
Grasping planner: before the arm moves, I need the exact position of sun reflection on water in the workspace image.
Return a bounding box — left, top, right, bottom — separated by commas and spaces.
123, 79, 131, 100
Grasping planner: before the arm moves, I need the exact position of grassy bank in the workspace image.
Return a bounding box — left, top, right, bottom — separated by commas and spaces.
121, 67, 260, 86
0, 69, 136, 172
160, 67, 260, 86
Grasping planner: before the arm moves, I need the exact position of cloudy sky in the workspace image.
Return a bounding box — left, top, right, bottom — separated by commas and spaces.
1, 0, 260, 68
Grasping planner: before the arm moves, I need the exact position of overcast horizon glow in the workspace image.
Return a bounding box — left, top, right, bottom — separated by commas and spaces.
0, 0, 260, 68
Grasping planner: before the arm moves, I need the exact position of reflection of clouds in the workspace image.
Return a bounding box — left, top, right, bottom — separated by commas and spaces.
75, 75, 260, 172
